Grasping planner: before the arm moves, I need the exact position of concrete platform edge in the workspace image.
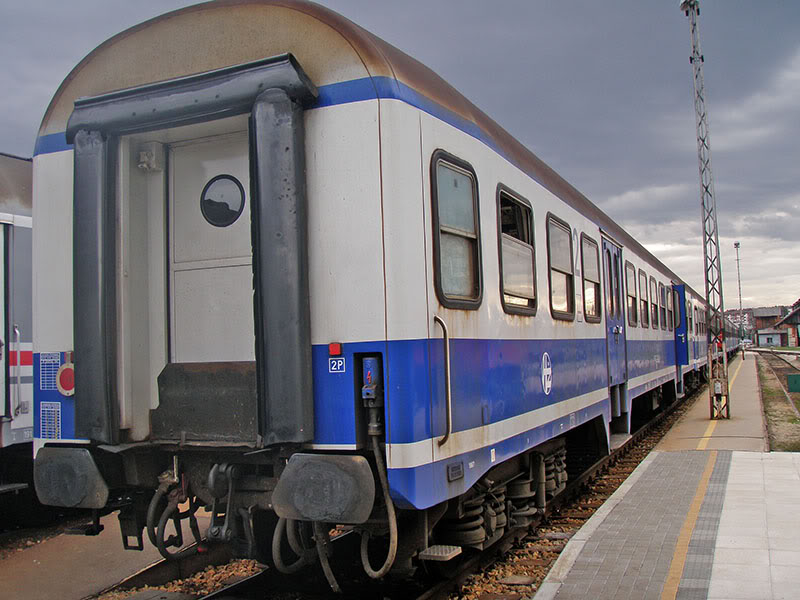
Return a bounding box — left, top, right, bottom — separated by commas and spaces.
531, 451, 660, 599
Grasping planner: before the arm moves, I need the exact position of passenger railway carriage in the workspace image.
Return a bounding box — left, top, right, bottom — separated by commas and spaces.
32, 0, 738, 577
0, 153, 34, 521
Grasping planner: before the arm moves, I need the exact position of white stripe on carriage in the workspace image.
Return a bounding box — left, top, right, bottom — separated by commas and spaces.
626, 365, 674, 389
386, 388, 607, 470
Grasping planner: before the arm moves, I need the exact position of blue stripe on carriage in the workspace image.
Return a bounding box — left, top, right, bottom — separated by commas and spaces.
311, 337, 610, 447
628, 372, 675, 402
34, 132, 71, 156
626, 338, 676, 380
33, 335, 679, 448
33, 76, 518, 178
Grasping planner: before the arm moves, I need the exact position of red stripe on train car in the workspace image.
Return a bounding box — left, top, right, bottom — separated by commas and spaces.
9, 351, 33, 366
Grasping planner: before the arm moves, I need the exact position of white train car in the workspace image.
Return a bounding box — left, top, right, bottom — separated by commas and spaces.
31, 0, 729, 578
0, 152, 34, 511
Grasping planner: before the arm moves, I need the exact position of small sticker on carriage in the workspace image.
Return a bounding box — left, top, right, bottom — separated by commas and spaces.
541, 352, 552, 395
329, 357, 346, 373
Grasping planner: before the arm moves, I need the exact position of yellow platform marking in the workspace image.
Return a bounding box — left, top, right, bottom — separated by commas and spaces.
696, 357, 745, 450
660, 450, 718, 600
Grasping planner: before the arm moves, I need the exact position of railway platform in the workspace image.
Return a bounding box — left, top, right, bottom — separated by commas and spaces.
0, 511, 211, 600
535, 352, 800, 600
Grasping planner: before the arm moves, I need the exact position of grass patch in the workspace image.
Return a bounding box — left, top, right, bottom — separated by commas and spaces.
756, 356, 800, 452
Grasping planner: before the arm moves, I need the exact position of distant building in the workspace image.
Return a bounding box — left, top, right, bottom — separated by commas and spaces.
757, 328, 787, 348
725, 305, 798, 347
725, 308, 753, 337
752, 306, 788, 333
773, 300, 800, 348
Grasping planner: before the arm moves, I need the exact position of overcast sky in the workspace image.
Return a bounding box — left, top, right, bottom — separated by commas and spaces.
1, 0, 798, 310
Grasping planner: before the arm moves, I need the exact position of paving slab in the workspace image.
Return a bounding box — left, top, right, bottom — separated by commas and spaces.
0, 511, 210, 600
532, 451, 800, 600
533, 352, 799, 600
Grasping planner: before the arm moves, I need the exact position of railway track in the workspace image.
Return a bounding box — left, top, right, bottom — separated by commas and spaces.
759, 349, 800, 374
757, 350, 800, 418
97, 380, 705, 600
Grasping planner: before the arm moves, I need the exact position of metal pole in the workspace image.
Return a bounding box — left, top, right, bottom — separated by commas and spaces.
735, 241, 744, 359
680, 0, 729, 419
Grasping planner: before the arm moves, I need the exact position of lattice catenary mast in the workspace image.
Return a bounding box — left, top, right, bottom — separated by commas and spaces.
680, 0, 729, 419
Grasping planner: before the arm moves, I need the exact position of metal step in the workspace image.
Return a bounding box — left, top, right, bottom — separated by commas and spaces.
418, 544, 462, 562
0, 483, 28, 495
610, 433, 632, 450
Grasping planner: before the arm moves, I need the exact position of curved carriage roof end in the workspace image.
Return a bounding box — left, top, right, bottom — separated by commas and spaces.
38, 0, 695, 295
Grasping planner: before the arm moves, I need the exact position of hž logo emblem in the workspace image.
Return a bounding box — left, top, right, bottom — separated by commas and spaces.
541, 352, 552, 395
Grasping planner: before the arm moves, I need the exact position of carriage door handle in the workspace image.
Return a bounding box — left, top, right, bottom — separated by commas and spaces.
13, 325, 21, 415
434, 315, 452, 447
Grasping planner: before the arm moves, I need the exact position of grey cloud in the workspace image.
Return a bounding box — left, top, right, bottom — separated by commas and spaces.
0, 0, 797, 307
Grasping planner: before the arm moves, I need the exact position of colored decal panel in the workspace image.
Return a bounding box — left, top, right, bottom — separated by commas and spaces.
33, 352, 76, 440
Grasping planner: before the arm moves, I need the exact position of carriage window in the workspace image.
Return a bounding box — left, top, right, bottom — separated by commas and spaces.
639, 270, 649, 327
431, 152, 481, 309
666, 287, 673, 331
650, 277, 659, 328
581, 235, 600, 322
547, 216, 574, 319
675, 291, 681, 329
200, 175, 245, 227
625, 262, 637, 327
659, 283, 667, 330
498, 187, 535, 315
694, 307, 698, 335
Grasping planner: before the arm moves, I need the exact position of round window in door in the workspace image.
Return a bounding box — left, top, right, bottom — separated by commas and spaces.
200, 174, 245, 227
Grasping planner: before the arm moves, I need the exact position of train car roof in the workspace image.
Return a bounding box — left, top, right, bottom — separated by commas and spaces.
0, 152, 32, 216
38, 0, 699, 297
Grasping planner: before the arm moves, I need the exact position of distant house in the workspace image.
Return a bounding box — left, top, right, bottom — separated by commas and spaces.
757, 328, 787, 348
773, 300, 800, 348
752, 306, 786, 332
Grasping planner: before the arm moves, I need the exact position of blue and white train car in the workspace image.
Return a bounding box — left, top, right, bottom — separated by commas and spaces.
31, 0, 727, 577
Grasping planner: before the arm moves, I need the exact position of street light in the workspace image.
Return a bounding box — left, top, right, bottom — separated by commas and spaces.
734, 242, 744, 352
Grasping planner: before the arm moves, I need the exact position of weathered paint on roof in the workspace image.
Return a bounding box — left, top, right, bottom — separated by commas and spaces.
39, 0, 698, 295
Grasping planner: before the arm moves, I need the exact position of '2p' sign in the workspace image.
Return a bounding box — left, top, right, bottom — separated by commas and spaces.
541, 352, 552, 395
329, 357, 346, 373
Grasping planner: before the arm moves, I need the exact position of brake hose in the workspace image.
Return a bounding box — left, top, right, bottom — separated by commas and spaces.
360, 435, 398, 578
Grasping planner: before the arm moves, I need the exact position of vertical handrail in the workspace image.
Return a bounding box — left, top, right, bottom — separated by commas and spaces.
434, 315, 452, 446
13, 325, 20, 416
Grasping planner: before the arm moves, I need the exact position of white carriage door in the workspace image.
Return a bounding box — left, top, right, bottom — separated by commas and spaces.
169, 134, 255, 363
